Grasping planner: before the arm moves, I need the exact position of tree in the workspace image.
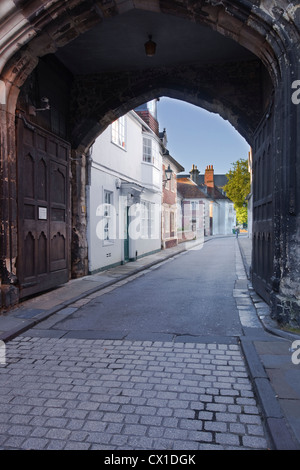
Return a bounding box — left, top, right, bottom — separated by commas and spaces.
223, 158, 250, 225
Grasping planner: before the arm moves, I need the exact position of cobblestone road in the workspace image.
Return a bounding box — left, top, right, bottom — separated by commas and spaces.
0, 336, 270, 450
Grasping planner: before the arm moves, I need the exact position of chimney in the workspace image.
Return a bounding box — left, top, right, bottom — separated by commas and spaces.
205, 165, 214, 188
135, 101, 159, 135
190, 164, 200, 183
136, 110, 159, 135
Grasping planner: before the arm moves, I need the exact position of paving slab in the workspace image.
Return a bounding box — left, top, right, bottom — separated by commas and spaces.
238, 236, 300, 450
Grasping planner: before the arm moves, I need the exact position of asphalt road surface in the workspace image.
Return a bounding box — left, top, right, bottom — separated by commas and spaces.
43, 237, 243, 340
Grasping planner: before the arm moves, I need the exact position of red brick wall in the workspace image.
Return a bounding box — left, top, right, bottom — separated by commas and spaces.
136, 110, 159, 136
165, 239, 178, 249
162, 165, 177, 205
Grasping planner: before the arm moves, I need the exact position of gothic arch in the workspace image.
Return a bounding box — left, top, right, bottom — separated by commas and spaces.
0, 1, 296, 154
0, 1, 299, 324
1, 1, 296, 84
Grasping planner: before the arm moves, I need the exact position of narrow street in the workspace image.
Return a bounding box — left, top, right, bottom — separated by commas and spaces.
0, 237, 271, 450
38, 237, 243, 340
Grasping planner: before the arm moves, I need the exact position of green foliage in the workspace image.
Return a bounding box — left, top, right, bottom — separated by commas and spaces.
235, 206, 248, 225
223, 158, 250, 225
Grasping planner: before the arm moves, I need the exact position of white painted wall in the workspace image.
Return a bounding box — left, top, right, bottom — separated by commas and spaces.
87, 111, 162, 274
211, 200, 235, 235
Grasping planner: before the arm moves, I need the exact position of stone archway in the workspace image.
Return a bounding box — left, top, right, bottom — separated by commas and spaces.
0, 1, 299, 325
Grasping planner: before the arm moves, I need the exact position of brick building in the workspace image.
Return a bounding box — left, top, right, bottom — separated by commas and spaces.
161, 137, 184, 249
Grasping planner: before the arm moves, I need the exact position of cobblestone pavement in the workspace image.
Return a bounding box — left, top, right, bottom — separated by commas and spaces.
0, 336, 270, 450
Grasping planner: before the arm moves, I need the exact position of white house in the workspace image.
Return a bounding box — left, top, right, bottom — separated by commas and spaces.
176, 177, 205, 242
87, 104, 162, 274
201, 165, 236, 236
183, 164, 236, 236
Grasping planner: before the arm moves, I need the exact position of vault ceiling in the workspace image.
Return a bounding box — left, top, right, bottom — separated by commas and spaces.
55, 9, 256, 75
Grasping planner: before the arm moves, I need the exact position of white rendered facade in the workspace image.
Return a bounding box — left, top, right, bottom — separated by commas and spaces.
210, 199, 236, 236
87, 110, 162, 274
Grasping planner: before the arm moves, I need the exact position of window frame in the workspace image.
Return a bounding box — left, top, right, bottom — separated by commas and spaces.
140, 200, 156, 239
103, 190, 114, 245
170, 211, 175, 237
111, 116, 126, 150
142, 135, 160, 168
143, 137, 152, 164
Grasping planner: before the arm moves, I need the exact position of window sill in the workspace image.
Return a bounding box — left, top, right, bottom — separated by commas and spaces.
111, 140, 127, 151
103, 240, 115, 246
141, 161, 160, 170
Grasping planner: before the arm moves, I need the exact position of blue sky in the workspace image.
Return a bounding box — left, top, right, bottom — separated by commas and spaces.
157, 97, 250, 176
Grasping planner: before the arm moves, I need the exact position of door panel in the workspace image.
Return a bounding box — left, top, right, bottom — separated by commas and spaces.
251, 110, 273, 303
17, 116, 70, 298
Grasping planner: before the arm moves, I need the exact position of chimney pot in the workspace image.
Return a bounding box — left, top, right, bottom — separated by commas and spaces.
205, 164, 214, 188
190, 163, 200, 183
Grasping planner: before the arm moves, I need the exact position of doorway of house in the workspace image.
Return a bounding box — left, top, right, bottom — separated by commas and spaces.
16, 115, 70, 299
123, 206, 129, 262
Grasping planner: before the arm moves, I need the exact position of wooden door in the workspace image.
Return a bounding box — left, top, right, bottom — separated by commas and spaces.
17, 115, 70, 298
251, 110, 273, 303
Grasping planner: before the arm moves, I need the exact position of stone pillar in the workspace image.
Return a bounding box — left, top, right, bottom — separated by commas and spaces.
70, 149, 89, 279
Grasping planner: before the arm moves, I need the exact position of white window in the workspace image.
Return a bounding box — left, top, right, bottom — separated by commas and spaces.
164, 210, 170, 235
141, 201, 149, 239
104, 191, 113, 242
147, 100, 157, 117
143, 136, 159, 167
112, 116, 126, 149
170, 212, 175, 236
150, 203, 157, 239
152, 142, 159, 168
143, 137, 152, 163
140, 201, 156, 239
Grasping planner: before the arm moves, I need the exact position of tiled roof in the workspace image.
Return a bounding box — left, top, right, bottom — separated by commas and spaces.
163, 152, 185, 173
177, 181, 208, 199
177, 177, 196, 185
205, 185, 228, 200
178, 174, 230, 201
197, 174, 228, 188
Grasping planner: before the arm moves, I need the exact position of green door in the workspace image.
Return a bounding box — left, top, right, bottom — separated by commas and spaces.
124, 206, 129, 261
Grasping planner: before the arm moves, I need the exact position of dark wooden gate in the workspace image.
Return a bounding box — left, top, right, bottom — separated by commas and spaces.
251, 108, 274, 303
17, 115, 70, 298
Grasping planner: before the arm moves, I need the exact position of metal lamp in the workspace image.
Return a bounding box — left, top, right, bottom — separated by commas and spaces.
164, 165, 172, 181
145, 35, 156, 57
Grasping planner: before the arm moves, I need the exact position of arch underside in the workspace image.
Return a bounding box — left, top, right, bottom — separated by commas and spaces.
0, 0, 299, 322
1, 0, 285, 144
69, 58, 268, 152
